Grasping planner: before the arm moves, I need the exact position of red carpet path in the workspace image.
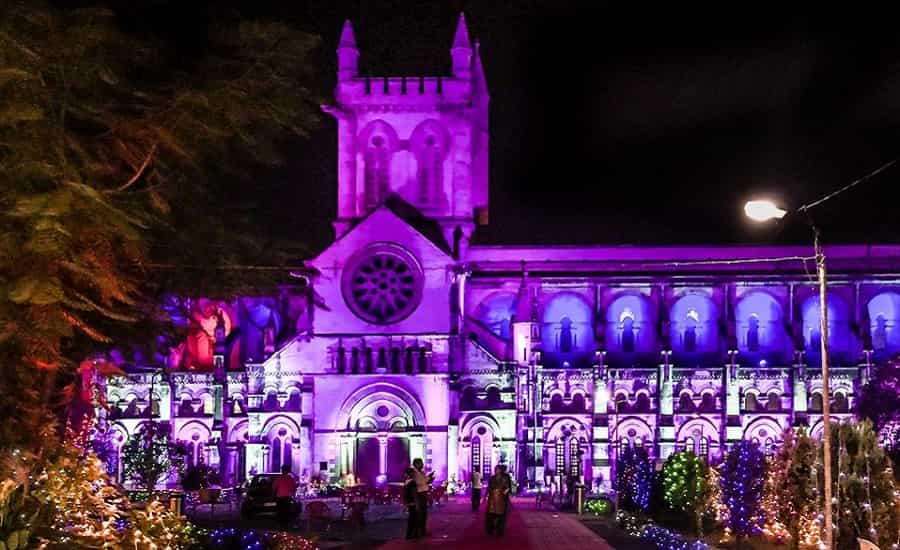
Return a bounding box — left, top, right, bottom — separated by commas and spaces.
377, 496, 614, 550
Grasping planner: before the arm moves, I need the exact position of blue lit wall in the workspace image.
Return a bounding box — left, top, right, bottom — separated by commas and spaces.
475, 292, 517, 339
867, 292, 900, 357
540, 293, 594, 353
605, 294, 656, 353
669, 294, 719, 354
801, 293, 851, 360
734, 291, 788, 360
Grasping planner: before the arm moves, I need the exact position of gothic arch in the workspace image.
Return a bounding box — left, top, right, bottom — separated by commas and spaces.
743, 417, 783, 444
460, 413, 502, 441
675, 417, 719, 445
613, 417, 654, 445
540, 292, 594, 354
357, 120, 400, 208
545, 416, 589, 443
801, 293, 851, 356
337, 382, 427, 431
670, 293, 719, 354
868, 292, 900, 355
474, 292, 518, 340
228, 420, 249, 443
409, 120, 450, 206
261, 415, 302, 441
606, 293, 656, 353
735, 291, 786, 354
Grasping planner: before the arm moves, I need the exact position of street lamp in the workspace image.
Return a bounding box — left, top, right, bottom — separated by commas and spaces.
744, 154, 898, 548
745, 198, 833, 548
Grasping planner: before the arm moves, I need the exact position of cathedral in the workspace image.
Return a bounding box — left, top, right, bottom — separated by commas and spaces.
98, 14, 900, 492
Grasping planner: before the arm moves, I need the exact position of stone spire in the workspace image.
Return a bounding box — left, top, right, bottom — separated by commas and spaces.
451, 12, 472, 79
472, 39, 489, 97
337, 19, 359, 81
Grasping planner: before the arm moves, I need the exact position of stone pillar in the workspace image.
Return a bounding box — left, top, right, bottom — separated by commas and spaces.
447, 425, 459, 482
378, 433, 388, 478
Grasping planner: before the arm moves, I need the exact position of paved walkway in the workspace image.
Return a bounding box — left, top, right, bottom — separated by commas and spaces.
377, 496, 614, 550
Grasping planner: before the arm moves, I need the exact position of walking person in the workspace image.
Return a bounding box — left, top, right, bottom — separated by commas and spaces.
403, 467, 418, 540
485, 465, 510, 536
411, 458, 434, 538
470, 469, 483, 512
272, 464, 298, 529
498, 465, 513, 533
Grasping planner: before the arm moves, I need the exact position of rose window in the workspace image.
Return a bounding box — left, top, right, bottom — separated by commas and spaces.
342, 244, 423, 324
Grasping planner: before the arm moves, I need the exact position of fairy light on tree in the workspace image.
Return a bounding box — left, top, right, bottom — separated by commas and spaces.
722, 440, 766, 549
662, 450, 708, 536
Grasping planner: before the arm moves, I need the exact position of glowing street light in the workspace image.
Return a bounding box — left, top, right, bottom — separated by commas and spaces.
743, 200, 787, 222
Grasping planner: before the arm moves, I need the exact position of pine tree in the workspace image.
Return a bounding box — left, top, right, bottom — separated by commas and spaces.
823, 420, 900, 550
120, 422, 188, 492
721, 440, 766, 548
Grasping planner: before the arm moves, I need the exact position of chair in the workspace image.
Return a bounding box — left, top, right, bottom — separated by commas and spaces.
306, 500, 332, 533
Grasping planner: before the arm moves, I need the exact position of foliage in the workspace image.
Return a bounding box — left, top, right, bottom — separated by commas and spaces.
661, 450, 707, 535
180, 462, 222, 491
822, 420, 900, 550
121, 421, 188, 491
206, 528, 316, 550
0, 437, 198, 549
616, 444, 654, 512
0, 0, 320, 453
721, 440, 766, 542
763, 428, 819, 550
584, 497, 612, 516
857, 355, 900, 433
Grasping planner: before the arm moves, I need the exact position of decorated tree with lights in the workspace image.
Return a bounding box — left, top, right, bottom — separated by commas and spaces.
767, 428, 819, 550
616, 444, 654, 512
661, 450, 707, 535
822, 420, 899, 550
721, 440, 766, 548
857, 355, 900, 435
121, 421, 188, 492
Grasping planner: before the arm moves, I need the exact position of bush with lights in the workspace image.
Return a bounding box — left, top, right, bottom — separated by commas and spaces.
661, 450, 708, 535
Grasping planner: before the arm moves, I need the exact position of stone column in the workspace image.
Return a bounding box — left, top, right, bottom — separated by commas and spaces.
378, 433, 388, 478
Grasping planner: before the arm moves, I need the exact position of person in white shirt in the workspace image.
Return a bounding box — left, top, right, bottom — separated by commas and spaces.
411, 458, 433, 537
470, 469, 483, 512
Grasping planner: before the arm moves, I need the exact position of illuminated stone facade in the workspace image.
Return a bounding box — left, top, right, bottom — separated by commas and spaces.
98, 14, 900, 492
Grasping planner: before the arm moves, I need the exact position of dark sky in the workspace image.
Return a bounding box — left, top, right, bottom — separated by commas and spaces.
123, 1, 900, 251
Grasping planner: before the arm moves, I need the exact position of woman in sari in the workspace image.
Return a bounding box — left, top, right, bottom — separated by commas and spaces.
485, 465, 511, 536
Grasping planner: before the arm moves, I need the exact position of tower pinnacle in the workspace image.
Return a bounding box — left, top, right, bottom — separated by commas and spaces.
337, 19, 359, 81
451, 12, 472, 79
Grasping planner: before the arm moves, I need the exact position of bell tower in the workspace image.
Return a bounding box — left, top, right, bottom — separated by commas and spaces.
323, 13, 490, 256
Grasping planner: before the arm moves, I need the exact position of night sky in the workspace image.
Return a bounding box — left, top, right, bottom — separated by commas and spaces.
122, 1, 900, 252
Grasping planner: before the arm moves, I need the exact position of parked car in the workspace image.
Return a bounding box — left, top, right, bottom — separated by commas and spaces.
240, 474, 300, 519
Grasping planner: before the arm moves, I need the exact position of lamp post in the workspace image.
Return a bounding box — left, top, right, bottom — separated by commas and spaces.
745, 198, 834, 549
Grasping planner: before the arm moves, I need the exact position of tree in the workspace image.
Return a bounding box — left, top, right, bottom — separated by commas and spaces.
857, 355, 900, 435
615, 445, 654, 512
120, 422, 187, 491
721, 440, 766, 548
771, 428, 818, 550
822, 420, 900, 550
661, 450, 707, 535
0, 0, 320, 452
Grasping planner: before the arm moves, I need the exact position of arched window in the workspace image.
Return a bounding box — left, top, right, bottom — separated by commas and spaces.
745, 393, 759, 412
634, 393, 651, 413
747, 315, 760, 352
766, 391, 781, 412
832, 392, 849, 413
264, 391, 279, 411
621, 315, 635, 353
684, 310, 698, 352
571, 393, 586, 413
569, 437, 581, 477
486, 387, 502, 407
699, 393, 716, 412
416, 135, 443, 204
364, 136, 391, 209
559, 317, 574, 352
678, 393, 695, 412
699, 437, 709, 459
550, 394, 565, 413
556, 439, 565, 475
614, 393, 628, 413
765, 438, 775, 455
471, 435, 481, 474
810, 392, 823, 412
684, 436, 695, 454
271, 436, 282, 472
286, 390, 301, 411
